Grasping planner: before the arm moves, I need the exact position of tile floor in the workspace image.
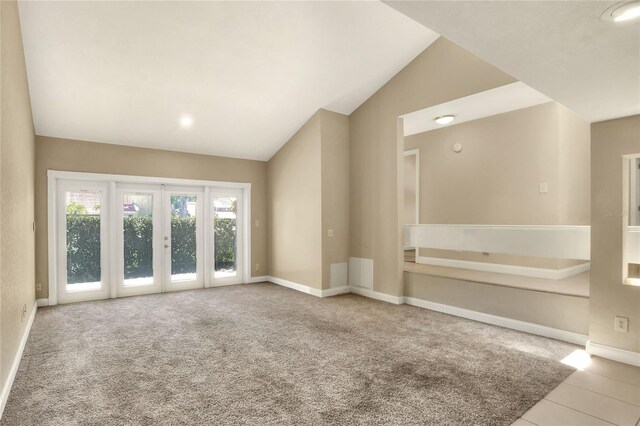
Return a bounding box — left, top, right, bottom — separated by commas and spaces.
512, 356, 640, 426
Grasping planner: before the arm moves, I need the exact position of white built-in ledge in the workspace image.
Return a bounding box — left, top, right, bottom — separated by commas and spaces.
404, 261, 589, 298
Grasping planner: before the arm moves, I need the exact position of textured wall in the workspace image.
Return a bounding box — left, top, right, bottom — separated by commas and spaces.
1, 0, 37, 390
34, 136, 269, 299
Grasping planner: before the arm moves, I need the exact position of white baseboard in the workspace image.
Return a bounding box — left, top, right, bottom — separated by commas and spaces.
265, 276, 348, 298
245, 275, 269, 284
0, 302, 37, 419
586, 340, 640, 367
36, 298, 49, 307
321, 286, 350, 297
267, 275, 321, 296
348, 286, 404, 305
404, 297, 588, 346
417, 256, 590, 280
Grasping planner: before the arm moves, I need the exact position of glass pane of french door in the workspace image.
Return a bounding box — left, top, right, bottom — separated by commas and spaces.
116, 185, 162, 298
123, 192, 154, 286
57, 180, 111, 304
165, 190, 203, 291
212, 194, 239, 280
170, 194, 198, 282
65, 190, 102, 291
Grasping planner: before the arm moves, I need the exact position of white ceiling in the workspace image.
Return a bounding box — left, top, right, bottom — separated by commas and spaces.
385, 0, 640, 124
402, 82, 551, 136
18, 1, 438, 161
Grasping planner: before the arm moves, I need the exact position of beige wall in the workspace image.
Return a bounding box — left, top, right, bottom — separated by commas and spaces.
35, 137, 268, 299
1, 0, 37, 389
404, 102, 590, 269
405, 103, 562, 225
558, 105, 591, 225
590, 115, 640, 352
404, 272, 589, 334
268, 112, 323, 289
320, 110, 350, 290
268, 109, 349, 291
349, 37, 516, 296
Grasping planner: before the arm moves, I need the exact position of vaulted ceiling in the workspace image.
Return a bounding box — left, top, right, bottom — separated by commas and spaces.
385, 0, 640, 124
18, 1, 438, 160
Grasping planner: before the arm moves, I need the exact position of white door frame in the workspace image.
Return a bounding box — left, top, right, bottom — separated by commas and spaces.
163, 185, 205, 292
403, 149, 420, 225
209, 187, 245, 287
47, 170, 252, 305
55, 179, 111, 304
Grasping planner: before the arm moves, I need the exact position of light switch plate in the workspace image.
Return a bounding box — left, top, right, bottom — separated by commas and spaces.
539, 183, 548, 193
614, 316, 629, 332
328, 229, 334, 238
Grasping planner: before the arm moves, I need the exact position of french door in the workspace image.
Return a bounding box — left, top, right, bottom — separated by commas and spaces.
55, 178, 245, 304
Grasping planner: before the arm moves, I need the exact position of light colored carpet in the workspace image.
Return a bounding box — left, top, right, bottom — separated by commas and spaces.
2, 283, 577, 425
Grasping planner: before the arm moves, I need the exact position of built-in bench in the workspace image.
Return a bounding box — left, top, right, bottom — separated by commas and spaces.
405, 261, 589, 298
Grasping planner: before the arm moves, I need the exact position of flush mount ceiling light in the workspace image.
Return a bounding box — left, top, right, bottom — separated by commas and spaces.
434, 115, 455, 125
601, 1, 640, 22
179, 115, 194, 128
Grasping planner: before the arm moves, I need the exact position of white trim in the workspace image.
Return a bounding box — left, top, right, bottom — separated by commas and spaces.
36, 299, 49, 307
108, 181, 117, 299
0, 302, 37, 419
243, 185, 252, 288
348, 286, 404, 305
266, 275, 401, 302
320, 286, 350, 297
47, 174, 57, 306
245, 275, 269, 284
268, 276, 321, 296
404, 297, 588, 345
586, 340, 640, 367
47, 170, 252, 190
265, 277, 349, 298
417, 256, 591, 280
403, 149, 419, 226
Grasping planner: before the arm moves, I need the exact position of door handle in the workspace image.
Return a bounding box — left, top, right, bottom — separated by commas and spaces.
164, 244, 170, 248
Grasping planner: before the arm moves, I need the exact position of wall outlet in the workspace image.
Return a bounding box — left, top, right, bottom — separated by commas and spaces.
328, 229, 334, 238
614, 316, 629, 332
36, 282, 41, 292
539, 183, 548, 194
255, 263, 260, 271
255, 220, 259, 227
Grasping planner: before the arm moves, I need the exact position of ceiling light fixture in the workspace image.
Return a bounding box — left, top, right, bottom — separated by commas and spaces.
180, 115, 193, 128
601, 1, 640, 22
434, 115, 455, 125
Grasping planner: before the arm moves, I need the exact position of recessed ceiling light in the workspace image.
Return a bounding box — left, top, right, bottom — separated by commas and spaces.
434, 115, 455, 125
180, 115, 193, 128
601, 1, 640, 22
